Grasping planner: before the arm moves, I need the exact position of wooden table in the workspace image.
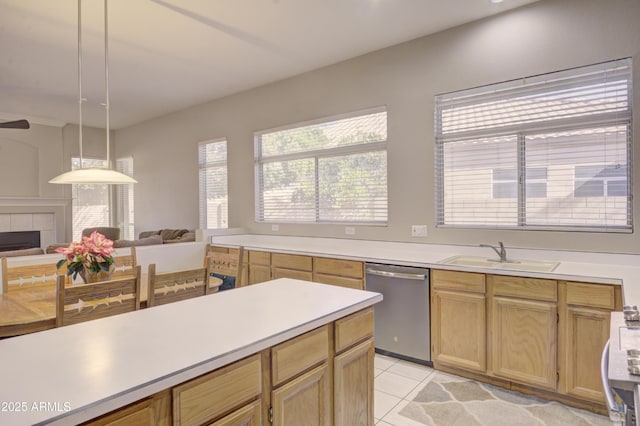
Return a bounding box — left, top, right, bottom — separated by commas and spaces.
0, 275, 150, 338
0, 287, 57, 337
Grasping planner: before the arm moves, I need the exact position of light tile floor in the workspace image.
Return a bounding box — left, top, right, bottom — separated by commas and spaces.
373, 353, 612, 426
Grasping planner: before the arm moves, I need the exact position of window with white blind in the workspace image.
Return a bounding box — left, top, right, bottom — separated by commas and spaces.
115, 158, 135, 239
435, 58, 632, 232
71, 157, 110, 241
199, 139, 228, 229
254, 108, 388, 224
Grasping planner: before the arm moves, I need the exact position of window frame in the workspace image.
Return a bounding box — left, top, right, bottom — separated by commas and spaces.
198, 138, 229, 230
435, 58, 633, 233
254, 106, 388, 225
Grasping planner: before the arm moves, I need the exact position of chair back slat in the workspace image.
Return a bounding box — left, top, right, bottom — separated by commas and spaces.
112, 247, 137, 278
205, 246, 244, 294
147, 264, 207, 307
56, 265, 141, 327
2, 257, 68, 293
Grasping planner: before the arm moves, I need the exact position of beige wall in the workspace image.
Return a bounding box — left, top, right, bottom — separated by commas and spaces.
115, 0, 640, 254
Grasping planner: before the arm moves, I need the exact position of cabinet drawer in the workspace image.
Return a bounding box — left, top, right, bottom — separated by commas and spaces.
313, 273, 364, 290
491, 275, 557, 301
432, 269, 485, 293
271, 253, 313, 271
335, 308, 374, 353
173, 354, 262, 426
566, 282, 616, 309
314, 257, 364, 279
248, 250, 270, 266
272, 325, 329, 387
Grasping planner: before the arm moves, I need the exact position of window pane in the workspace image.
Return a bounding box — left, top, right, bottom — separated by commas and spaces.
435, 59, 632, 231
525, 126, 628, 227
607, 180, 627, 197
199, 140, 228, 229
72, 158, 109, 241
116, 158, 135, 239
441, 136, 518, 226
255, 108, 388, 224
260, 111, 386, 158
260, 158, 316, 222
318, 151, 387, 222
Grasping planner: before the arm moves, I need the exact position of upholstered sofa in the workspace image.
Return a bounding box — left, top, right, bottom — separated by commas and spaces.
138, 229, 196, 244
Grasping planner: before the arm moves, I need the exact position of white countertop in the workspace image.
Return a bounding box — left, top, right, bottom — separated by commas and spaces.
211, 234, 640, 304
0, 279, 382, 425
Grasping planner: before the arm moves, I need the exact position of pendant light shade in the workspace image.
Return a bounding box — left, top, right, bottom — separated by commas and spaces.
49, 0, 136, 185
48, 167, 137, 184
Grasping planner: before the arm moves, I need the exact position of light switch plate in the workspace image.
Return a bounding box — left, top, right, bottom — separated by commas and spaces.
271, 224, 279, 231
345, 226, 356, 235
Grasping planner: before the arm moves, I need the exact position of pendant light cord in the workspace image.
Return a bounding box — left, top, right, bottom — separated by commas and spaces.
77, 0, 84, 168
104, 0, 110, 166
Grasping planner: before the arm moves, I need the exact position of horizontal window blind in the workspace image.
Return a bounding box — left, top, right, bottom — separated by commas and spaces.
199, 139, 228, 229
435, 58, 632, 231
116, 158, 135, 240
71, 157, 110, 241
255, 108, 388, 224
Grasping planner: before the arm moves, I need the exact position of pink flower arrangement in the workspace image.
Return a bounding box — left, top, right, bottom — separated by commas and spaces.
56, 231, 115, 280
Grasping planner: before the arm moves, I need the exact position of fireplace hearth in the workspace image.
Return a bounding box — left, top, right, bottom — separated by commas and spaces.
0, 231, 41, 252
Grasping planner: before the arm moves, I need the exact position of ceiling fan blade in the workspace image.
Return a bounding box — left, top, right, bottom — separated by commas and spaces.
0, 119, 30, 129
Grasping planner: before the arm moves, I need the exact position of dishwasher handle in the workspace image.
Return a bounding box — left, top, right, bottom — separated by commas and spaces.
366, 268, 426, 281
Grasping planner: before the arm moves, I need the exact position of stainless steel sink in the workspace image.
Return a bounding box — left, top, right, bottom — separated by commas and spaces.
440, 255, 559, 272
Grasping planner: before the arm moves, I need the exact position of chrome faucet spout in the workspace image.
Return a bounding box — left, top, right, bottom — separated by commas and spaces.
480, 241, 508, 262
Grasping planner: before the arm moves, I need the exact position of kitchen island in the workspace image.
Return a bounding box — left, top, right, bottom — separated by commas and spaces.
0, 278, 381, 425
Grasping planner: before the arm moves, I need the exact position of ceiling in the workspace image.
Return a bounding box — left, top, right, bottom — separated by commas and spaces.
0, 0, 538, 129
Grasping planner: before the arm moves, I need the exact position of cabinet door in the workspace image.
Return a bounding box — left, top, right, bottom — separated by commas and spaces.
208, 400, 261, 426
334, 339, 374, 426
562, 306, 610, 402
248, 264, 271, 285
431, 289, 486, 372
271, 364, 330, 426
490, 297, 557, 390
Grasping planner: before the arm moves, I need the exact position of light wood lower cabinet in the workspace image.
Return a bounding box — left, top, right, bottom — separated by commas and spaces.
559, 281, 622, 403
271, 253, 313, 281
431, 270, 486, 373
83, 391, 171, 426
333, 308, 374, 426
82, 308, 374, 426
271, 364, 330, 426
489, 296, 557, 390
431, 269, 622, 413
334, 339, 374, 426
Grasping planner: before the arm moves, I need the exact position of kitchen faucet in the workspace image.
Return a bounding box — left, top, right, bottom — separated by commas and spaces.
480, 241, 508, 262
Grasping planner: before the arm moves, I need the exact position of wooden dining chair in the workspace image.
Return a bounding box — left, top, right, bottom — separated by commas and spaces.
205, 246, 244, 294
56, 265, 141, 327
147, 264, 208, 307
1, 257, 69, 293
112, 247, 137, 278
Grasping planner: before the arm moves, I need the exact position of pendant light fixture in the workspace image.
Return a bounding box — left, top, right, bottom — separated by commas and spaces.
49, 0, 136, 185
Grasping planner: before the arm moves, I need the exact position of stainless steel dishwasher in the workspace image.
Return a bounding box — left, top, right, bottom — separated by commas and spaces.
365, 263, 431, 365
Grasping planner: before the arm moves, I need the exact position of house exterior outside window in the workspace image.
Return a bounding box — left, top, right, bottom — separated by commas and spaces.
435, 58, 632, 232
254, 108, 388, 224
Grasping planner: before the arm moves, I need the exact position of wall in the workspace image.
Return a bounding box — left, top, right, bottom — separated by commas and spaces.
115, 0, 640, 254
0, 121, 115, 243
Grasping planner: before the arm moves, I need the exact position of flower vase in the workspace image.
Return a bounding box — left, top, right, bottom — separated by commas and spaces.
79, 267, 113, 284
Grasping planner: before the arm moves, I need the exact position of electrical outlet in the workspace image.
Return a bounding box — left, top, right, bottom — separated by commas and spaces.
271, 224, 279, 231
411, 225, 427, 237
345, 226, 356, 235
